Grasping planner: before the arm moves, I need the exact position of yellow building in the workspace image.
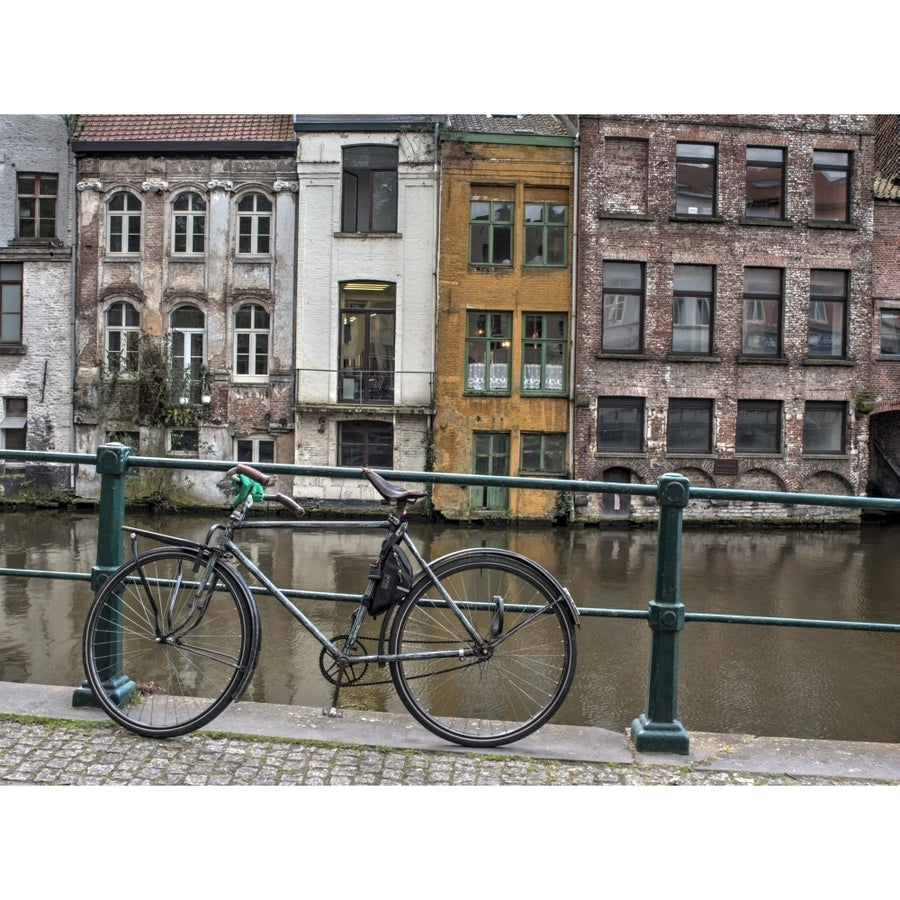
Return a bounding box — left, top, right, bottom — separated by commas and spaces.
433, 116, 577, 521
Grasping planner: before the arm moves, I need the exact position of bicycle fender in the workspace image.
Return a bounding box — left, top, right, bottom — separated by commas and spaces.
420, 547, 580, 626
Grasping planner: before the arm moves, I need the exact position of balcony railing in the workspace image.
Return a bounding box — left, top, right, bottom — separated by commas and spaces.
295, 368, 434, 408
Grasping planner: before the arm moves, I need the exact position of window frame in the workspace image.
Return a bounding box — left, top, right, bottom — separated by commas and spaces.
465, 311, 512, 395
105, 300, 141, 374
672, 264, 714, 355
471, 431, 510, 509
596, 396, 645, 453
521, 313, 567, 394
520, 432, 566, 474
741, 267, 783, 357
0, 262, 24, 345
1, 396, 27, 452
469, 197, 514, 267
339, 282, 396, 404
667, 398, 714, 454
744, 147, 786, 220
106, 191, 142, 255
675, 142, 718, 216
601, 261, 645, 354
236, 191, 273, 256
812, 149, 851, 223
236, 435, 276, 465
337, 420, 393, 468
169, 304, 206, 403
234, 303, 271, 381
17, 172, 58, 240
341, 144, 399, 233
523, 201, 568, 267
735, 400, 782, 454
807, 270, 848, 359
879, 308, 900, 357
803, 401, 847, 455
172, 190, 207, 255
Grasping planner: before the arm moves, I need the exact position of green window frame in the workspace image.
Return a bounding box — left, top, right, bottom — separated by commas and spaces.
471, 432, 510, 509
469, 199, 513, 266
523, 202, 568, 267
522, 313, 566, 393
520, 433, 566, 474
466, 311, 511, 394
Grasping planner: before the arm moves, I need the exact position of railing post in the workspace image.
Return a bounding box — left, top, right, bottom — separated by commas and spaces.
72, 443, 136, 707
631, 472, 691, 753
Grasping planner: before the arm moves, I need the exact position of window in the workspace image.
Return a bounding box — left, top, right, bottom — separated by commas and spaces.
745, 147, 785, 219
672, 264, 714, 354
469, 198, 513, 265
879, 310, 900, 356
340, 282, 395, 403
237, 192, 272, 255
466, 312, 511, 393
170, 429, 199, 455
236, 436, 275, 464
172, 192, 206, 254
676, 142, 717, 216
736, 400, 781, 454
597, 397, 644, 452
234, 303, 270, 378
107, 430, 140, 454
742, 268, 782, 356
170, 305, 205, 403
338, 420, 393, 467
807, 270, 847, 358
803, 402, 846, 455
813, 150, 850, 222
602, 261, 644, 353
471, 432, 509, 509
522, 314, 566, 393
1, 263, 23, 344
603, 137, 649, 214
521, 433, 566, 473
523, 202, 568, 267
341, 145, 398, 233
17, 173, 58, 239
107, 191, 142, 254
106, 301, 141, 373
1, 397, 27, 451
667, 399, 713, 454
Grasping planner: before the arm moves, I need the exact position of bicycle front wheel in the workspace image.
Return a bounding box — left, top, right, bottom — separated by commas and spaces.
82, 548, 258, 738
389, 551, 577, 747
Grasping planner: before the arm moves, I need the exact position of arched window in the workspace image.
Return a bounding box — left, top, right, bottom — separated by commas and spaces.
234, 303, 270, 378
237, 192, 273, 255
170, 305, 206, 402
107, 192, 142, 254
172, 191, 206, 254
106, 301, 141, 372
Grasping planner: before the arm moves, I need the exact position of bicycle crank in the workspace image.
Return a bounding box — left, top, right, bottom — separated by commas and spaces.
319, 636, 369, 686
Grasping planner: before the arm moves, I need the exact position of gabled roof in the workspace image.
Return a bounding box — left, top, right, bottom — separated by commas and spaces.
71, 114, 296, 152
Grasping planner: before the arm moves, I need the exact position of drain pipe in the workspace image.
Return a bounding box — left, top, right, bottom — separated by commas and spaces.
567, 120, 580, 492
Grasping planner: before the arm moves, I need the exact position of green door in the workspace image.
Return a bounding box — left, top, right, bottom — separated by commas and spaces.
471, 433, 509, 509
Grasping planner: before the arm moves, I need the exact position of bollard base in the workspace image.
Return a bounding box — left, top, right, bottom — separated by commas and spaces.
72, 675, 136, 708
631, 713, 690, 754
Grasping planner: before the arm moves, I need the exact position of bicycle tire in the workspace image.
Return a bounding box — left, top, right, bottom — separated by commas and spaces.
388, 550, 577, 747
82, 547, 259, 738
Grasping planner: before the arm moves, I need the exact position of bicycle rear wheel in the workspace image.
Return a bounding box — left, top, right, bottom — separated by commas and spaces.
82, 547, 259, 738
389, 551, 577, 747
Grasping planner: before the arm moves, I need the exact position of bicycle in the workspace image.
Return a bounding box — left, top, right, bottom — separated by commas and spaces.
82, 465, 579, 747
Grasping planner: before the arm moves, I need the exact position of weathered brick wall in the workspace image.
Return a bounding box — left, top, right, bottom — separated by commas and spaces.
574, 115, 875, 523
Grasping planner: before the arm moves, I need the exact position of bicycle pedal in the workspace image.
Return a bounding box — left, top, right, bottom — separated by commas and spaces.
322, 706, 344, 719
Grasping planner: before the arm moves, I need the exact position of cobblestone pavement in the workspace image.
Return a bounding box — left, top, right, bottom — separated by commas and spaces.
1, 718, 895, 786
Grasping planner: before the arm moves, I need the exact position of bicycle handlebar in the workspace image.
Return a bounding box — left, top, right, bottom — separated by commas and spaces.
225, 466, 305, 518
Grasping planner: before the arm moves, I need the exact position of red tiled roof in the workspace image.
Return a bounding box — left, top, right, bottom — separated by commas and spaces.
73, 114, 295, 143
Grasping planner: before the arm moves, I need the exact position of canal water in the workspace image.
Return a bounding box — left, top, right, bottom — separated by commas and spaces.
0, 508, 897, 744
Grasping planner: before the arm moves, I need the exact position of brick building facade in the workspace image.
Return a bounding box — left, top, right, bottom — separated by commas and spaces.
70, 116, 298, 505
574, 115, 877, 525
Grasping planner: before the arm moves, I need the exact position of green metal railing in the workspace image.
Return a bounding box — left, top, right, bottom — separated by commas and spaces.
2, 444, 899, 754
